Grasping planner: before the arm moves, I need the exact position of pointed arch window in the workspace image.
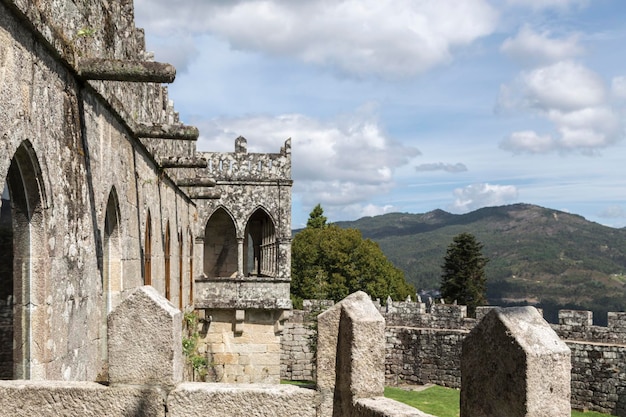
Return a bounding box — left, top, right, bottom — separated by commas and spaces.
102, 189, 121, 361
178, 230, 183, 309
1, 141, 47, 379
164, 222, 171, 300
203, 208, 237, 279
244, 208, 277, 278
188, 230, 194, 305
144, 211, 152, 286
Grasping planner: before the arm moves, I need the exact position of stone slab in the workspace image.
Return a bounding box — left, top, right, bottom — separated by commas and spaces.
167, 382, 318, 417
0, 380, 165, 417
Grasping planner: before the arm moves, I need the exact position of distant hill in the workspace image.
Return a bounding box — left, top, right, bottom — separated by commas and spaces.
333, 203, 626, 323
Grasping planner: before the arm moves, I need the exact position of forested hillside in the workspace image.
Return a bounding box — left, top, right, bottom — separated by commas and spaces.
334, 204, 626, 323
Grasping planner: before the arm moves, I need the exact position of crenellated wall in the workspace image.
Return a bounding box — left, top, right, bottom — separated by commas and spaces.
282, 299, 626, 416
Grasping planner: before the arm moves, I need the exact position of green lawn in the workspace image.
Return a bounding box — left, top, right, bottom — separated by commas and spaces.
384, 385, 617, 417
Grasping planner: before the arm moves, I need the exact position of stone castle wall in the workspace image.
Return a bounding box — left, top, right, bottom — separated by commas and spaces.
282, 299, 626, 416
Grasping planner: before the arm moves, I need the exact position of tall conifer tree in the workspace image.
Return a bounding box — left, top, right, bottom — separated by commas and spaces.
440, 232, 488, 316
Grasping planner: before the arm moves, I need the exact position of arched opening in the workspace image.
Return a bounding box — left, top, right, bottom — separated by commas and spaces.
144, 211, 152, 286
244, 208, 277, 277
0, 183, 13, 379
188, 230, 194, 305
164, 221, 171, 300
204, 208, 237, 278
178, 230, 183, 309
1, 142, 47, 380
102, 189, 121, 360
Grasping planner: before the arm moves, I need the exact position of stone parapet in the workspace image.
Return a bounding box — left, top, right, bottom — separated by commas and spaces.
195, 278, 291, 310
198, 138, 291, 182
0, 380, 318, 417
168, 383, 318, 417
354, 397, 436, 417
0, 381, 167, 417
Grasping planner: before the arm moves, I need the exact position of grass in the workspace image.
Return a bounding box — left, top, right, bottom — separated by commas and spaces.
385, 386, 459, 417
280, 379, 316, 389
384, 385, 617, 417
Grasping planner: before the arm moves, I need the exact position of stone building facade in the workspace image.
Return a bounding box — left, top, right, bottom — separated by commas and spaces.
0, 0, 290, 385
191, 136, 293, 383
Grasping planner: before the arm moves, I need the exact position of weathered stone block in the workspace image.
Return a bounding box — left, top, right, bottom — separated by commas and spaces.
317, 291, 386, 417
167, 382, 318, 417
108, 286, 182, 386
0, 381, 166, 417
461, 307, 571, 417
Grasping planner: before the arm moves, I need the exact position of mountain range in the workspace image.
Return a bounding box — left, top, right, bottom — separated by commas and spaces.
334, 203, 626, 324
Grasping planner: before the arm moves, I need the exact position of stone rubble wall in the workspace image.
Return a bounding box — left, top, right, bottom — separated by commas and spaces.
281, 309, 317, 382
282, 300, 626, 416
280, 300, 334, 382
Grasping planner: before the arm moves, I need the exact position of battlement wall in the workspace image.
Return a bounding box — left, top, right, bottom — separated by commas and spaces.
198, 137, 292, 182
281, 299, 626, 415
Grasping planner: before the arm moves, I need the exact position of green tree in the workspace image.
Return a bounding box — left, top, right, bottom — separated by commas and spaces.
306, 204, 327, 229
291, 206, 414, 307
440, 232, 489, 316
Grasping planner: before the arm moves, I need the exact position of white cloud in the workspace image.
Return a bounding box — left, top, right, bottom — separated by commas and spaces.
330, 203, 395, 221
505, 0, 588, 11
415, 162, 468, 173
135, 0, 498, 79
599, 205, 626, 219
144, 34, 199, 73
522, 61, 606, 111
612, 76, 626, 100
501, 26, 583, 66
500, 131, 554, 154
196, 106, 420, 209
498, 61, 624, 154
450, 183, 519, 213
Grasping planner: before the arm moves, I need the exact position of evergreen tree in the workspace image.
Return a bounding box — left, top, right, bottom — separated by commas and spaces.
291, 205, 414, 307
440, 232, 488, 316
306, 204, 327, 229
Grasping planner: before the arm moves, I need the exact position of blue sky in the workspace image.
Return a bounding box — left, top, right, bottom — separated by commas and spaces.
134, 0, 626, 228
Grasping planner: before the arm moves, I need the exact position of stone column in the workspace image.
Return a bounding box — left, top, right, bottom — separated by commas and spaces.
237, 237, 244, 278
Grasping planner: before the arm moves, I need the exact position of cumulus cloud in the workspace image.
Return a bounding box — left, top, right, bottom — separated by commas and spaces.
500, 131, 554, 154
415, 162, 468, 173
501, 26, 583, 66
196, 106, 420, 210
450, 183, 519, 213
522, 61, 606, 111
135, 0, 498, 79
498, 61, 624, 154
